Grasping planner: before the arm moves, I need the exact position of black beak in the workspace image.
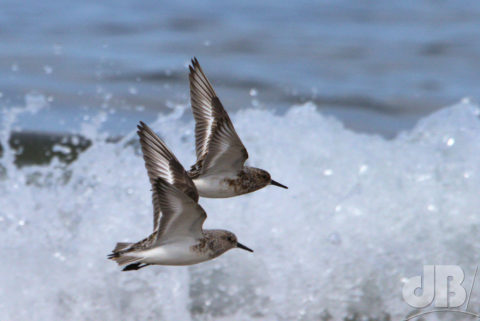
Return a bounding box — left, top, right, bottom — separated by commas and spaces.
237, 242, 254, 253
270, 179, 288, 189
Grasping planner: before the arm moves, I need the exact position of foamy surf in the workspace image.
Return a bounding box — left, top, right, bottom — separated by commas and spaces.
1, 98, 480, 320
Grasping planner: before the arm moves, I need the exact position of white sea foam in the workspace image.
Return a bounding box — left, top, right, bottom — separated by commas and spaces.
1, 99, 480, 320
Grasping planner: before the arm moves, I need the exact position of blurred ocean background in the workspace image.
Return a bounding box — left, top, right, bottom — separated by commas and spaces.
2, 0, 480, 139
1, 1, 480, 320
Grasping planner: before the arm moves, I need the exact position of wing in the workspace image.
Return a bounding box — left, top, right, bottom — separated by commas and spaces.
189, 57, 248, 175
153, 177, 207, 243
137, 121, 199, 232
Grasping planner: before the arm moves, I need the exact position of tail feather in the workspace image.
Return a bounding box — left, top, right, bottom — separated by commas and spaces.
111, 254, 143, 266
113, 242, 133, 252
108, 242, 144, 267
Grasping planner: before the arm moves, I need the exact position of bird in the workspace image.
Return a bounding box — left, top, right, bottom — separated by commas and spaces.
186, 57, 288, 198
108, 176, 253, 271
108, 124, 253, 270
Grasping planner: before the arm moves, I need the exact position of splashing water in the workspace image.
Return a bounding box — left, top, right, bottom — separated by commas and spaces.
1, 97, 480, 321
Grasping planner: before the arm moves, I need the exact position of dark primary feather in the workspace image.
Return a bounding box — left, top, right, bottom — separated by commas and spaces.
137, 121, 199, 233
188, 58, 248, 176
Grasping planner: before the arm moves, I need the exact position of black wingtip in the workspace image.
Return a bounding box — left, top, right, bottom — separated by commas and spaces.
190, 57, 200, 69
137, 121, 146, 132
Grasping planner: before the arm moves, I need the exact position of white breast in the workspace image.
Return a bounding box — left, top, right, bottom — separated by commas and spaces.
140, 239, 211, 266
193, 175, 238, 198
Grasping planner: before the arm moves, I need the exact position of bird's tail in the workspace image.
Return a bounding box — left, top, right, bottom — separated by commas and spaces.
112, 242, 133, 253
107, 242, 143, 267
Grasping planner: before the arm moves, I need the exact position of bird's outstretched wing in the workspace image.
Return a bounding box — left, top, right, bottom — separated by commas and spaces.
188, 58, 248, 176
137, 121, 199, 232
153, 177, 206, 243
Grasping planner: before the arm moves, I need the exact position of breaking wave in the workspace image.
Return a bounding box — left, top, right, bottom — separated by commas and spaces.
1, 97, 480, 320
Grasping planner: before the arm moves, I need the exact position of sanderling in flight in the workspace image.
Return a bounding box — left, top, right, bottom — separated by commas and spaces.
108, 176, 253, 271
186, 57, 288, 197
108, 125, 252, 270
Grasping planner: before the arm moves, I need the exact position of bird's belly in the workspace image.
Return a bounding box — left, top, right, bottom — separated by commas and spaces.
193, 176, 238, 198
141, 241, 210, 266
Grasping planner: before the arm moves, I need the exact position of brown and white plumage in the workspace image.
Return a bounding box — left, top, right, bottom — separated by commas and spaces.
153, 177, 206, 243
108, 140, 253, 271
189, 58, 248, 177
137, 121, 198, 232
188, 57, 288, 197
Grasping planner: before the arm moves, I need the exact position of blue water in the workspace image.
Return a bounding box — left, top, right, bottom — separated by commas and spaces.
1, 0, 479, 137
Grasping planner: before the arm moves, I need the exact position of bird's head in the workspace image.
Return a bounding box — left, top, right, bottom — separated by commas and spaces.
213, 230, 254, 254
251, 168, 288, 190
